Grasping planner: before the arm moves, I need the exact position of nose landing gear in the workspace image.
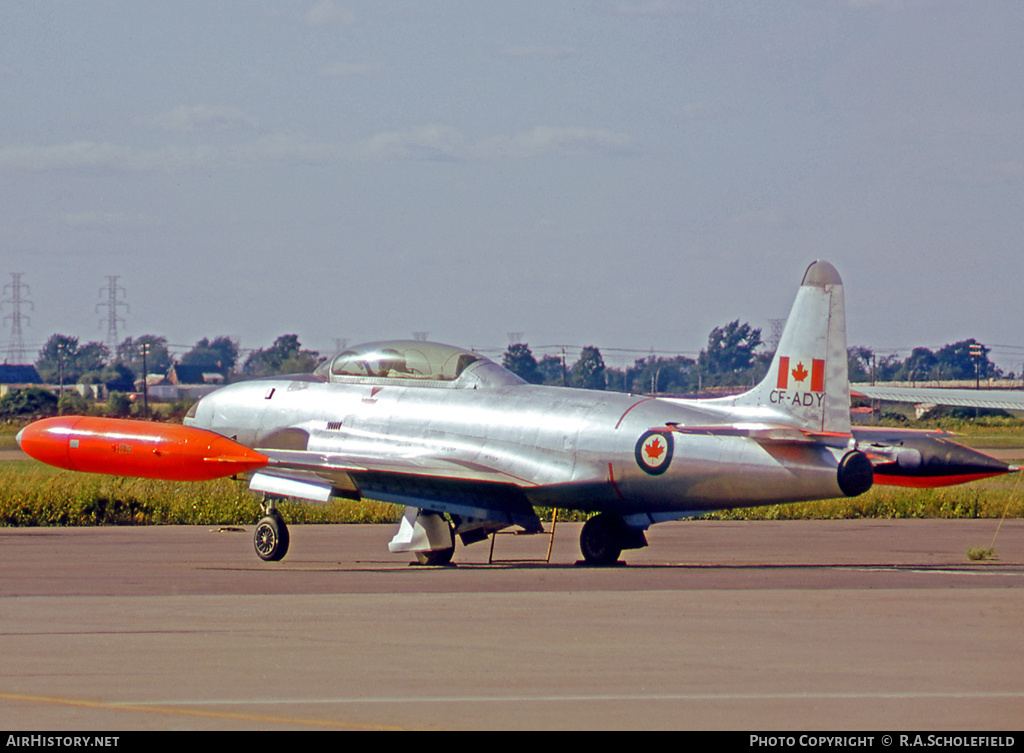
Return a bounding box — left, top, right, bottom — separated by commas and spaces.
254, 498, 289, 561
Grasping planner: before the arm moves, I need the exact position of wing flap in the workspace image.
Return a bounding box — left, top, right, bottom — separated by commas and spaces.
257, 447, 537, 487
357, 472, 544, 532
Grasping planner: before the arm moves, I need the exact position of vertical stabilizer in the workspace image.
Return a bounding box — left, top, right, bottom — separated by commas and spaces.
727, 260, 850, 434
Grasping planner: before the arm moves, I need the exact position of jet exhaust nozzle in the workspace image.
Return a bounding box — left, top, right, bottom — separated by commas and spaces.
837, 450, 874, 497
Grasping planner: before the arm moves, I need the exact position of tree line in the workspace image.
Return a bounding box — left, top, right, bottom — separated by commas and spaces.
847, 341, 1001, 384
503, 325, 1003, 394
502, 320, 769, 394
31, 333, 321, 391
17, 324, 1007, 397
2, 333, 323, 418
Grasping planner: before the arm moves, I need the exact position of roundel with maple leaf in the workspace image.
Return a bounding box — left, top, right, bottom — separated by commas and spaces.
635, 430, 673, 475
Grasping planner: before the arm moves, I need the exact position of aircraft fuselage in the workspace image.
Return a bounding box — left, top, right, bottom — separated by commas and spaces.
186, 369, 849, 519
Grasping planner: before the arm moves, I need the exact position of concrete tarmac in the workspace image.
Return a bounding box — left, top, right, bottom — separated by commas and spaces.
1, 519, 1022, 730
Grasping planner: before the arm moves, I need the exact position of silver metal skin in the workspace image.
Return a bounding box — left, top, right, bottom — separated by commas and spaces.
184, 260, 887, 564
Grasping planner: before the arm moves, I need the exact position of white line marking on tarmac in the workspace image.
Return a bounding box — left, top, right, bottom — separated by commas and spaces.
123, 691, 1024, 706
855, 567, 1021, 576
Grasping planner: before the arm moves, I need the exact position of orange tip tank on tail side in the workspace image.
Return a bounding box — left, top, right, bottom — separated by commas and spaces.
16, 416, 269, 481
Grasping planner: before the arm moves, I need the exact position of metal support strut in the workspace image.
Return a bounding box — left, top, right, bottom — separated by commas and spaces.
487, 509, 558, 564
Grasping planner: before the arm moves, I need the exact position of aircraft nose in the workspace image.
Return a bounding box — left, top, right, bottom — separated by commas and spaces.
15, 427, 25, 450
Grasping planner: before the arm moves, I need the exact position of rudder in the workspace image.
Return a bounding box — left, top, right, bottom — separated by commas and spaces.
727, 260, 851, 434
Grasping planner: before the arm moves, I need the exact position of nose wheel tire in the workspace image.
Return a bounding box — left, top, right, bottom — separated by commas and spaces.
254, 511, 290, 561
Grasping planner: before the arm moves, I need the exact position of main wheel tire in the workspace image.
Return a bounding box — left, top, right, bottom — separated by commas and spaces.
580, 514, 624, 566
254, 512, 290, 561
415, 546, 455, 567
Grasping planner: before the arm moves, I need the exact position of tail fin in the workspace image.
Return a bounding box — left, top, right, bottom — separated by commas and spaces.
729, 260, 851, 434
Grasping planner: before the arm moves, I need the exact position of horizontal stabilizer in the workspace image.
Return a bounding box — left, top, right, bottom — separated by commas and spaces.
662, 422, 852, 444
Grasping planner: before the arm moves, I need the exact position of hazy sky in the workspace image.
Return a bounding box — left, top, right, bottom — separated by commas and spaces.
2, 1, 1022, 372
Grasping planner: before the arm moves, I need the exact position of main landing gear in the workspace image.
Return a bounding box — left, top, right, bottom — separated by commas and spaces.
252, 502, 644, 567
579, 513, 647, 566
415, 545, 456, 567
254, 498, 290, 562
388, 508, 459, 566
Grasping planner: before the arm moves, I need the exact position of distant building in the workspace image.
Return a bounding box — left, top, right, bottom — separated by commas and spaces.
0, 364, 41, 384
0, 364, 42, 397
137, 363, 227, 401
166, 364, 226, 387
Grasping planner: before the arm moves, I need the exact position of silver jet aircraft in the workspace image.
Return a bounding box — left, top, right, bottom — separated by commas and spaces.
174, 260, 1011, 565
18, 261, 1012, 564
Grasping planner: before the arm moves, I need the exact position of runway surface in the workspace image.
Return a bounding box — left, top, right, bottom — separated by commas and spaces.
2, 519, 1023, 730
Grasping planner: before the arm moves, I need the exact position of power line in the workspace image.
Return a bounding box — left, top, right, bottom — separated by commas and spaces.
767, 318, 786, 352
2, 273, 33, 364
97, 276, 129, 356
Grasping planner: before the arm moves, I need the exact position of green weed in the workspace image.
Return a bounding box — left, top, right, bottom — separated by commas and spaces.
0, 462, 403, 526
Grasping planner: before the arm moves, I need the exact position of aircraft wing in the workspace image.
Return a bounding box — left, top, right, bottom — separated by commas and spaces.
852, 385, 1024, 411
258, 447, 536, 486
250, 447, 546, 533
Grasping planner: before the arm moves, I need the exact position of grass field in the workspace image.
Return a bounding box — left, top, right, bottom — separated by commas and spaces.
0, 460, 403, 526
1, 459, 1020, 527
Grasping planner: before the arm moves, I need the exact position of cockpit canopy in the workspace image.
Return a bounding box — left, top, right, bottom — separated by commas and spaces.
313, 340, 524, 388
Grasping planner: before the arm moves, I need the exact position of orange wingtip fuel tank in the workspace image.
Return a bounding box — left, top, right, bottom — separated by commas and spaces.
16, 416, 269, 481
